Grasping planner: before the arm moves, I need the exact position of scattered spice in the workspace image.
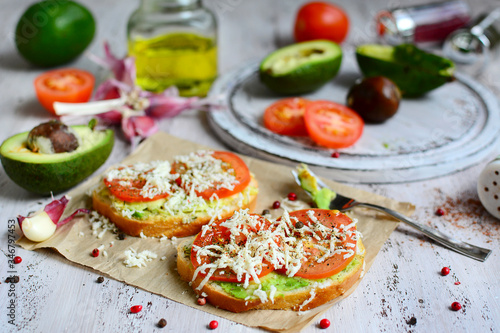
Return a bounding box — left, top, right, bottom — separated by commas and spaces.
319, 318, 331, 329
451, 302, 462, 311
97, 276, 105, 283
261, 209, 270, 215
295, 221, 304, 229
117, 233, 126, 240
92, 248, 100, 257
197, 297, 207, 306
272, 201, 281, 209
209, 320, 218, 329
13, 256, 22, 264
130, 305, 142, 313
441, 267, 450, 276
287, 192, 297, 201
331, 151, 340, 158
5, 276, 20, 283
157, 318, 167, 328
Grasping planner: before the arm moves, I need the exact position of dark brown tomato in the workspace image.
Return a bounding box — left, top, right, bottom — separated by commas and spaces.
346, 76, 401, 123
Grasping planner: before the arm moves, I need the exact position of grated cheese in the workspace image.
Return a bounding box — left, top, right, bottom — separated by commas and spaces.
123, 248, 158, 268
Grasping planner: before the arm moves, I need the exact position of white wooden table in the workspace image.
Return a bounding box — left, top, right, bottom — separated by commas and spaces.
1, 0, 499, 332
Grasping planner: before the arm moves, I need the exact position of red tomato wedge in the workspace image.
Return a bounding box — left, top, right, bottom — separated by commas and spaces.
191, 214, 275, 282
304, 100, 364, 148
34, 68, 95, 115
263, 98, 310, 136
284, 209, 358, 279
172, 151, 251, 200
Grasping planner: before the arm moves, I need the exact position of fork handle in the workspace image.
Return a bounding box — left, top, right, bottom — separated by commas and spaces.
356, 202, 492, 262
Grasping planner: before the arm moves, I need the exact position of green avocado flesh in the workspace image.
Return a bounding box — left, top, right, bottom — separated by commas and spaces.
0, 126, 113, 194
105, 184, 259, 220
215, 256, 362, 300
356, 44, 455, 97
259, 40, 342, 95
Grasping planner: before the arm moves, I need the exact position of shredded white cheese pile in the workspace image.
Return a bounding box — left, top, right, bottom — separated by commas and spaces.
123, 248, 158, 268
89, 211, 118, 239
173, 150, 239, 193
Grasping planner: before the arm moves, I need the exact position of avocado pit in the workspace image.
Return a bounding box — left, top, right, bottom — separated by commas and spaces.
27, 120, 79, 154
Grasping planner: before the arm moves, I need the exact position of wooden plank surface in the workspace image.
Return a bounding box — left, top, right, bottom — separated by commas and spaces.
1, 0, 499, 332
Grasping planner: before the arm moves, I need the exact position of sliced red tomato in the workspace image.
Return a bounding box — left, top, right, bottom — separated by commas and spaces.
263, 97, 310, 136
172, 151, 251, 200
104, 178, 170, 203
191, 214, 274, 282
304, 100, 364, 148
34, 68, 95, 115
284, 209, 358, 279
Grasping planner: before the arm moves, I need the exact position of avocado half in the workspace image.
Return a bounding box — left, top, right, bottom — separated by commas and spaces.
0, 125, 114, 194
356, 44, 455, 97
259, 40, 342, 95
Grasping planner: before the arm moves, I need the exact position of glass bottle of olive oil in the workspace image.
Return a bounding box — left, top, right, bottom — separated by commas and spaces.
127, 0, 217, 96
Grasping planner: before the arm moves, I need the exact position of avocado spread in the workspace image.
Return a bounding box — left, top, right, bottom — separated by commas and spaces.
104, 184, 259, 221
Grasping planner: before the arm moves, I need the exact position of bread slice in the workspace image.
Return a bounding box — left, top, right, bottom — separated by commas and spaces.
177, 236, 365, 312
92, 176, 258, 238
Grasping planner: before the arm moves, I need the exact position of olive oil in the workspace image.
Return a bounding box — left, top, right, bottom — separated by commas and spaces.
129, 32, 217, 96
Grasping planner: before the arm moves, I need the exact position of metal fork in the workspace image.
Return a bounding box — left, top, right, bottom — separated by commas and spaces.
291, 169, 492, 262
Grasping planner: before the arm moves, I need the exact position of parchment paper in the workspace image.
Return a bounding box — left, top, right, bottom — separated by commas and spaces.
18, 132, 414, 333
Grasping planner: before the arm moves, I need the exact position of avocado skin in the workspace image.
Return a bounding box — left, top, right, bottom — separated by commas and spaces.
259, 56, 341, 95
0, 127, 113, 195
356, 44, 455, 97
259, 40, 342, 95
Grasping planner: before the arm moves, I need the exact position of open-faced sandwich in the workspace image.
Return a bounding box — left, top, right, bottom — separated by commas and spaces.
92, 150, 258, 238
177, 208, 364, 312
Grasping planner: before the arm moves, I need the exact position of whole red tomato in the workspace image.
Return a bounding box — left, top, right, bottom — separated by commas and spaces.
294, 2, 349, 43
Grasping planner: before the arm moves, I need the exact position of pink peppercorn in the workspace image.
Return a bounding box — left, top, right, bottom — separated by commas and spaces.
331, 152, 340, 158
130, 305, 142, 313
91, 248, 99, 257
451, 302, 462, 311
435, 208, 445, 216
272, 201, 281, 209
197, 297, 206, 306
287, 192, 297, 201
441, 267, 450, 276
13, 256, 22, 264
320, 318, 330, 329
209, 320, 218, 329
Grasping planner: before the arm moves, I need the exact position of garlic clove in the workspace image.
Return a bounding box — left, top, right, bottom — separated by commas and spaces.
21, 211, 57, 242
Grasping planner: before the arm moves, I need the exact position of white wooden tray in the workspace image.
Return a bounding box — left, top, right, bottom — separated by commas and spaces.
208, 56, 500, 183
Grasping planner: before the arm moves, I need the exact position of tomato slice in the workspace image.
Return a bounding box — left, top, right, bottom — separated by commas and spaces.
34, 68, 95, 115
191, 214, 275, 283
104, 177, 171, 203
304, 100, 364, 148
103, 164, 173, 203
172, 151, 251, 200
263, 97, 310, 136
284, 209, 358, 279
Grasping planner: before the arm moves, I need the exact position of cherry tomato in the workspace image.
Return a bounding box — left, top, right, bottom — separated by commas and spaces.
284, 209, 358, 279
294, 2, 349, 44
263, 98, 310, 136
191, 215, 275, 283
34, 68, 95, 115
172, 151, 251, 200
304, 100, 364, 148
